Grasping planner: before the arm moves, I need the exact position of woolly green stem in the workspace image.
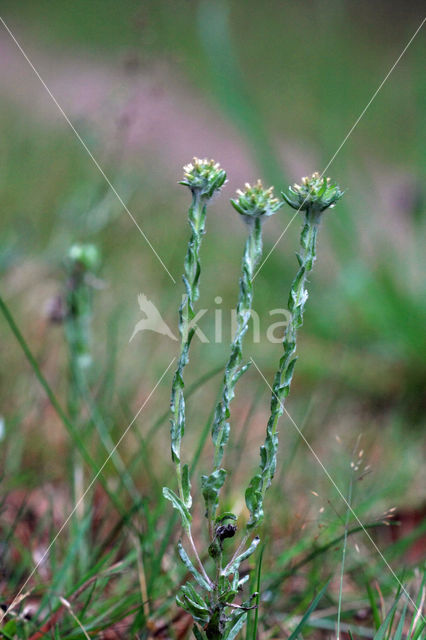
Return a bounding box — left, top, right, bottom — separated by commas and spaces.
168, 189, 214, 585
200, 217, 263, 556
165, 160, 227, 600
264, 218, 318, 480
245, 210, 320, 530
199, 216, 264, 628
170, 190, 207, 493
63, 266, 94, 581
212, 216, 263, 470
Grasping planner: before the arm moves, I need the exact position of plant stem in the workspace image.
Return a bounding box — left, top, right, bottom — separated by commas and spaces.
65, 275, 93, 522
188, 528, 213, 587
225, 533, 249, 574
265, 217, 319, 493
170, 190, 207, 495
211, 217, 263, 472
168, 189, 213, 588
199, 217, 263, 612
245, 211, 321, 531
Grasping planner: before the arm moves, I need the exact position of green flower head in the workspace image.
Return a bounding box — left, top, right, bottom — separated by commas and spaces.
282, 172, 344, 217
68, 243, 100, 272
179, 157, 227, 199
231, 180, 283, 220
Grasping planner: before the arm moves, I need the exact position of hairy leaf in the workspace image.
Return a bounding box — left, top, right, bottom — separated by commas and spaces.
224, 611, 248, 640
182, 463, 192, 508
177, 541, 212, 591
201, 468, 227, 521
245, 474, 263, 529
162, 487, 191, 530
192, 624, 208, 640
215, 512, 237, 525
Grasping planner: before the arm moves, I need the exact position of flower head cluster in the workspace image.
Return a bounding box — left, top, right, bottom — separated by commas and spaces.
179, 157, 227, 199
283, 172, 343, 216
231, 180, 284, 220
68, 243, 100, 272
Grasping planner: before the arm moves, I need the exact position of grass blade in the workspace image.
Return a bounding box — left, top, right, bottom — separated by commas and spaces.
373, 594, 401, 640
246, 542, 265, 640
0, 294, 129, 521
366, 581, 381, 631
287, 578, 331, 640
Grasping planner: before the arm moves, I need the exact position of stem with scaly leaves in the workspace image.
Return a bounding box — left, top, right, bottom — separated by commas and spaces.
169, 159, 227, 497
201, 182, 283, 635
245, 172, 343, 532
169, 187, 212, 582
202, 182, 283, 533
211, 216, 262, 470
245, 215, 319, 528
165, 158, 226, 589
64, 244, 100, 522
170, 188, 207, 495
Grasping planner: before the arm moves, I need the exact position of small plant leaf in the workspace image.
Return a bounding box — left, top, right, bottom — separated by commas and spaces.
215, 511, 237, 525
225, 611, 248, 640
219, 587, 238, 604
238, 574, 250, 589
182, 463, 192, 508
183, 582, 208, 605
177, 541, 212, 591
201, 468, 227, 521
245, 474, 264, 529
192, 624, 208, 640
162, 486, 191, 530
176, 593, 210, 626
224, 537, 260, 576
179, 583, 211, 624
0, 621, 17, 640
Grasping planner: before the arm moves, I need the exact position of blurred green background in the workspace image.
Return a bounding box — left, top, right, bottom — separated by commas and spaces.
0, 0, 425, 634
